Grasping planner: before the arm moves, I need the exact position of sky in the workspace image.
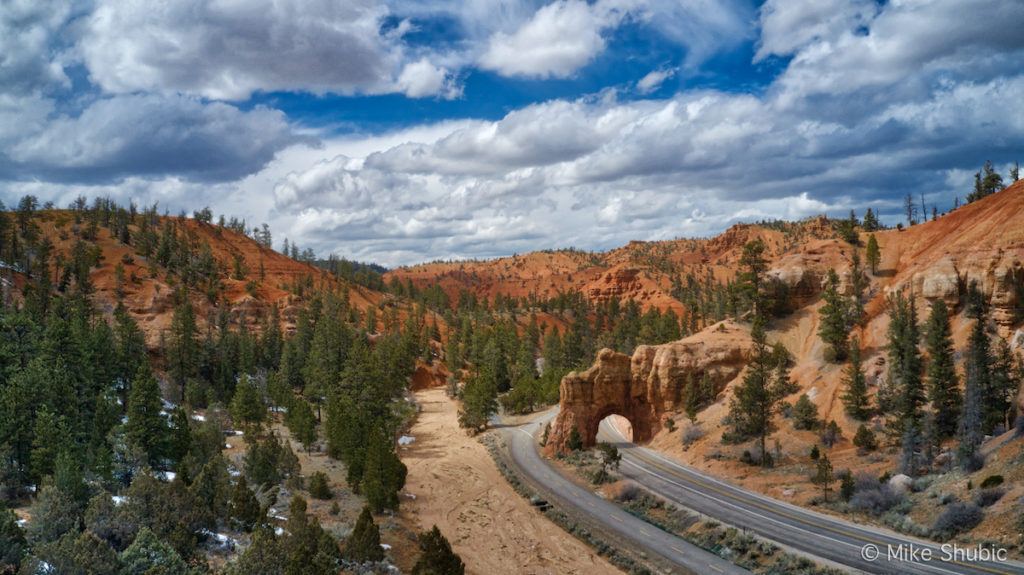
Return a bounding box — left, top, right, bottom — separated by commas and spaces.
2, 0, 1024, 267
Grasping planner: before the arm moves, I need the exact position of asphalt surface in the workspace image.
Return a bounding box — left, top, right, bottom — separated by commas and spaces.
499, 411, 751, 575
597, 419, 1024, 575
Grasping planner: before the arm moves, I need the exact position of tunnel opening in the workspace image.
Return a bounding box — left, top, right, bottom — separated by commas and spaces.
597, 413, 634, 445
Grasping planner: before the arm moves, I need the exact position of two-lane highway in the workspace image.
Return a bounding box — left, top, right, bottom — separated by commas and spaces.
498, 412, 751, 575
598, 419, 1024, 575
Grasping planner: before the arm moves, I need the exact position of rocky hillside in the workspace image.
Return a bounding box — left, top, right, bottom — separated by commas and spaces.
1, 210, 403, 349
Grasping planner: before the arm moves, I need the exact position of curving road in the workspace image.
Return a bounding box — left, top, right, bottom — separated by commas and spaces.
498, 411, 751, 575
597, 419, 1024, 575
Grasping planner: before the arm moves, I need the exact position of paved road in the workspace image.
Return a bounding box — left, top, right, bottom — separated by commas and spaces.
498, 412, 751, 575
598, 419, 1024, 575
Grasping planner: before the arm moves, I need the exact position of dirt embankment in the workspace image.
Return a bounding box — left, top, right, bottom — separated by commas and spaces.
399, 389, 621, 575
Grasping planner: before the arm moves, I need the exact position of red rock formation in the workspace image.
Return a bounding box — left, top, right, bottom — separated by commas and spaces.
547, 321, 753, 453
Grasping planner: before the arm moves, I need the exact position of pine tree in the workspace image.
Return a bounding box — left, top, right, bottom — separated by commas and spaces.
1011, 161, 1020, 182
344, 506, 384, 562
458, 373, 497, 432
818, 269, 849, 362
987, 339, 1017, 434
362, 426, 407, 513
230, 374, 265, 429
812, 453, 834, 502
727, 318, 786, 466
924, 300, 960, 438
865, 234, 881, 275
125, 363, 168, 466
841, 338, 870, 419
167, 297, 198, 399
791, 394, 820, 430
120, 527, 191, 575
308, 471, 332, 500
957, 316, 989, 470
885, 291, 924, 435
287, 399, 318, 452
412, 526, 465, 575
862, 208, 880, 231
230, 476, 262, 532
738, 239, 768, 318
0, 501, 27, 570
853, 424, 878, 453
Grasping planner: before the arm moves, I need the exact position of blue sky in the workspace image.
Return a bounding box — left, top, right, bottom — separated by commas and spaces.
2, 0, 1024, 266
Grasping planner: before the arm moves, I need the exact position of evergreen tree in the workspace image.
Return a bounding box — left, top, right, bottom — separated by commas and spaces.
230, 374, 265, 429
987, 339, 1017, 434
167, 297, 198, 399
230, 476, 262, 532
791, 394, 820, 430
958, 316, 989, 470
865, 234, 881, 275
841, 338, 870, 419
862, 208, 880, 231
125, 363, 168, 467
308, 471, 332, 500
344, 506, 384, 563
884, 291, 924, 435
26, 485, 80, 545
853, 424, 878, 453
738, 239, 768, 318
40, 529, 122, 575
812, 453, 834, 501
924, 300, 960, 438
0, 501, 27, 571
286, 399, 318, 452
818, 269, 849, 362
361, 427, 407, 513
119, 527, 191, 575
458, 373, 497, 432
412, 526, 465, 575
727, 318, 787, 466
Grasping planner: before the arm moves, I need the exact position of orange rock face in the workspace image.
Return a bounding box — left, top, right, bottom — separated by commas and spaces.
547, 321, 752, 453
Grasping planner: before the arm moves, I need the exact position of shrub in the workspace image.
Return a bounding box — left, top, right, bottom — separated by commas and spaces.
820, 420, 842, 448
308, 471, 331, 500
665, 418, 676, 432
809, 444, 820, 460
567, 427, 583, 452
932, 503, 983, 538
605, 480, 640, 503
682, 424, 704, 447
973, 488, 1005, 508
979, 475, 1003, 489
849, 474, 904, 516
853, 424, 877, 453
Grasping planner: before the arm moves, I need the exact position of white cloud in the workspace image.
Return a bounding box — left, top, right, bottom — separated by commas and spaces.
7, 94, 302, 183
636, 68, 676, 94
0, 0, 77, 95
79, 0, 457, 100
479, 0, 618, 78
396, 58, 461, 99
755, 0, 876, 62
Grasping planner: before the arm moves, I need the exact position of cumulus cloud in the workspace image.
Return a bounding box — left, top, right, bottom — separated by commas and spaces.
479, 0, 619, 78
80, 0, 458, 100
5, 94, 302, 183
0, 0, 77, 95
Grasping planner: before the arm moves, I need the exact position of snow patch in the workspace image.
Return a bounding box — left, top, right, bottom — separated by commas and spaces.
111, 495, 128, 507
380, 543, 392, 550
398, 435, 415, 446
